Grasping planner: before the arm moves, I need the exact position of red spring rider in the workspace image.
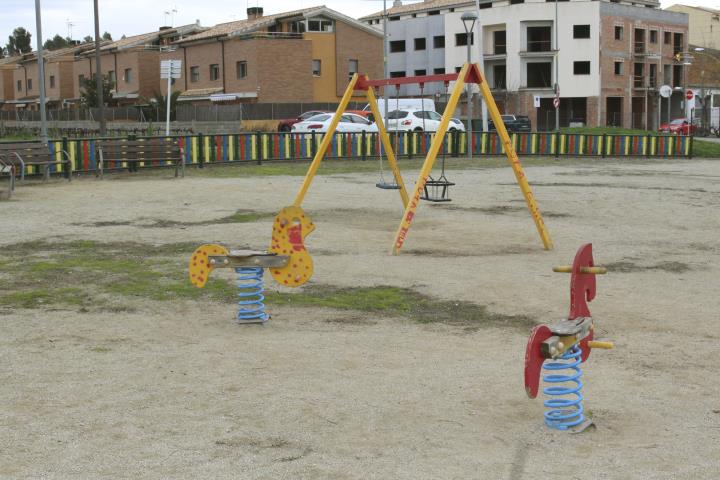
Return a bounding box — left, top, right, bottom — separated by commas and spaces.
524, 243, 614, 432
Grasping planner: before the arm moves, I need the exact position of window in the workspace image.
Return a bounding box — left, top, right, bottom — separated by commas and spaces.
236, 61, 247, 79
17, 80, 21, 91
527, 26, 551, 52
526, 62, 552, 88
389, 71, 405, 78
433, 35, 445, 48
209, 64, 220, 81
312, 59, 322, 76
433, 67, 445, 74
494, 64, 506, 89
634, 62, 644, 87
455, 32, 474, 47
124, 68, 132, 83
650, 30, 657, 43
108, 70, 116, 84
390, 40, 406, 53
494, 30, 506, 54
455, 66, 462, 73
649, 63, 657, 87
573, 61, 590, 75
615, 26, 623, 41
414, 38, 426, 50
510, 0, 524, 4
78, 74, 85, 86
290, 20, 306, 33
414, 69, 426, 76
27, 79, 32, 91
614, 61, 623, 75
389, 16, 400, 21
190, 66, 199, 83
479, 2, 491, 9
348, 59, 358, 80
428, 10, 440, 15
664, 31, 671, 44
573, 25, 590, 39
49, 75, 55, 88
307, 19, 333, 32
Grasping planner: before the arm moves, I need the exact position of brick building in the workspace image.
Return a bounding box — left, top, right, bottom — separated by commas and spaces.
362, 0, 688, 130
0, 56, 21, 110
159, 6, 383, 104
72, 24, 206, 105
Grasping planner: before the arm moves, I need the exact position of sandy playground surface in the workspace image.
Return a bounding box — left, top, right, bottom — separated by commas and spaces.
1, 158, 719, 479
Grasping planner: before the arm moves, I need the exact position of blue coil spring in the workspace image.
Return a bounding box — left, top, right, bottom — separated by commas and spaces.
542, 343, 584, 430
235, 267, 268, 323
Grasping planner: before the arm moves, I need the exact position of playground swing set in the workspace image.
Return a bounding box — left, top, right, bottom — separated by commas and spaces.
187, 63, 615, 429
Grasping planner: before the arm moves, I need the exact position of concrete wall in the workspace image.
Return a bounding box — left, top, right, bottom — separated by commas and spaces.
666, 5, 719, 49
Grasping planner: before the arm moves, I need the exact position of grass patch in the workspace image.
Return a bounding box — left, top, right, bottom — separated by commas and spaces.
690, 139, 720, 158
267, 285, 534, 329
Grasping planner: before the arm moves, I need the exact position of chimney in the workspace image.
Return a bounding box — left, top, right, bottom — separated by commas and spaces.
247, 7, 264, 20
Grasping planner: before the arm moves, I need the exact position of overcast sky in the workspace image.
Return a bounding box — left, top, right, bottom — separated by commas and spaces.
1, 0, 715, 46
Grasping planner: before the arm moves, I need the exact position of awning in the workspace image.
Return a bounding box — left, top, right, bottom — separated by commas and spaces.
112, 91, 140, 99
14, 103, 26, 108
210, 94, 237, 102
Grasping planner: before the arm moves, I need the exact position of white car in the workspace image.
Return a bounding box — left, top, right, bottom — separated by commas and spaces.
291, 113, 378, 133
385, 109, 466, 133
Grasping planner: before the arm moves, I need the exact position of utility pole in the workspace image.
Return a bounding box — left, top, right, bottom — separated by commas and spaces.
93, 0, 106, 136
34, 0, 48, 145
554, 0, 559, 131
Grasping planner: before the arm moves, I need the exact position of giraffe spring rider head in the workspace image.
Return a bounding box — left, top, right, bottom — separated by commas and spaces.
524, 244, 614, 432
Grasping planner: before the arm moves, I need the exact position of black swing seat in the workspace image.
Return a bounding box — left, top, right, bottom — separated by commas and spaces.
421, 175, 454, 202
376, 181, 401, 190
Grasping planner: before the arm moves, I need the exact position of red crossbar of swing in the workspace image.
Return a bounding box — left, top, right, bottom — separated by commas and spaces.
354, 70, 483, 90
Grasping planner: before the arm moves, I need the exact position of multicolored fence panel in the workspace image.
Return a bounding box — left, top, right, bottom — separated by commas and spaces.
5, 131, 693, 175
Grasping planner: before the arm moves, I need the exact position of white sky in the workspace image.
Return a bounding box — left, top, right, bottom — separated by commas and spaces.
1, 0, 717, 46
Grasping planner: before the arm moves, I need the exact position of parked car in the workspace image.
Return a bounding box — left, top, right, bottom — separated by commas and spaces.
277, 110, 328, 132
488, 114, 532, 132
658, 118, 696, 135
385, 109, 465, 132
291, 113, 378, 133
363, 98, 436, 115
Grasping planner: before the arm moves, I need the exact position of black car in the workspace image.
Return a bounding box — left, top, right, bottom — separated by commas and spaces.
488, 114, 532, 132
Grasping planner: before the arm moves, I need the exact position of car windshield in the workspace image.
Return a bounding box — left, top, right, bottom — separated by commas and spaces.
300, 111, 322, 120
670, 119, 686, 125
501, 115, 513, 121
387, 110, 408, 119
305, 114, 330, 122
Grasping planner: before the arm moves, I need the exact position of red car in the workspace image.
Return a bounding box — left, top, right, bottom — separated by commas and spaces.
658, 118, 696, 135
277, 110, 328, 132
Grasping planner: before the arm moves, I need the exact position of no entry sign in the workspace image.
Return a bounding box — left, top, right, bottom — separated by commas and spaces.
686, 90, 694, 100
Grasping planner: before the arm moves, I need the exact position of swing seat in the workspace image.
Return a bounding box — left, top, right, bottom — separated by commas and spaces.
376, 181, 401, 190
421, 175, 454, 202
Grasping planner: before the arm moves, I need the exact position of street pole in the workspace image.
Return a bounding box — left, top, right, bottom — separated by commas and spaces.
34, 0, 48, 144
383, 0, 388, 130
166, 69, 172, 136
554, 0, 559, 131
474, 0, 488, 132
93, 0, 106, 136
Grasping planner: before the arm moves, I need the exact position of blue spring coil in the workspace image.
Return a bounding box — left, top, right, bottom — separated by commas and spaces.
235, 267, 268, 324
542, 343, 584, 430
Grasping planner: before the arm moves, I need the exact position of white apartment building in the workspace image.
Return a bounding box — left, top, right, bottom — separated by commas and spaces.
362, 0, 689, 130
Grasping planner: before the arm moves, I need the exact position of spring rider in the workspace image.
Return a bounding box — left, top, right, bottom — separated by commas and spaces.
524, 244, 614, 432
188, 206, 315, 323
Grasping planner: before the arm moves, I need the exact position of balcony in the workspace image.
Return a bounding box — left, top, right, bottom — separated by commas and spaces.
519, 41, 555, 57
634, 41, 646, 56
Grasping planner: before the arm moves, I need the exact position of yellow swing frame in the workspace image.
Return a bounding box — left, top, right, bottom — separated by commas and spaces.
289, 62, 553, 255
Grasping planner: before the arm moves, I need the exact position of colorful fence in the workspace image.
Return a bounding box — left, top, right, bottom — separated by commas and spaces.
5, 131, 694, 175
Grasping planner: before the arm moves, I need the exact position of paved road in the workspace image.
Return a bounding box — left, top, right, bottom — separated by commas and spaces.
696, 135, 720, 143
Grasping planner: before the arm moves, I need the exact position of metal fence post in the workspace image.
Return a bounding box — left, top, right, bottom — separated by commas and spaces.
601, 133, 606, 158
554, 130, 560, 159
256, 131, 263, 165
198, 132, 204, 168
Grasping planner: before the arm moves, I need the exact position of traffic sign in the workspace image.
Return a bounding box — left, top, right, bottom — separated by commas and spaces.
686, 89, 694, 100
659, 85, 672, 98
534, 95, 541, 108
160, 60, 182, 79
553, 97, 560, 109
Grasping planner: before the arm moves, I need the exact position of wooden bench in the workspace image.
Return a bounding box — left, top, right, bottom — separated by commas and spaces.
0, 142, 73, 182
96, 139, 185, 179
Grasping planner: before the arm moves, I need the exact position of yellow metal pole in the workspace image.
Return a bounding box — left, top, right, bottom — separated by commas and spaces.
553, 266, 607, 274
391, 63, 470, 255
365, 86, 409, 208
293, 74, 360, 207
475, 65, 553, 250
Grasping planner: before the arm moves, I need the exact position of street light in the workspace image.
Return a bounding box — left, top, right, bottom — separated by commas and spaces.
461, 11, 477, 161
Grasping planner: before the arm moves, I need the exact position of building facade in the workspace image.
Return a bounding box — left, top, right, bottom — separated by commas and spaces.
362, 0, 688, 130
159, 6, 383, 104
666, 4, 720, 49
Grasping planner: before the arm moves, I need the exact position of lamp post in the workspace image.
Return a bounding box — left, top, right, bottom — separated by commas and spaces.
93, 0, 106, 136
34, 0, 48, 145
462, 11, 478, 160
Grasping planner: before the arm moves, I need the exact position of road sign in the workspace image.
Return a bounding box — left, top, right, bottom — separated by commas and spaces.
160, 59, 182, 79
553, 97, 560, 109
686, 89, 694, 100
659, 85, 672, 98
534, 95, 541, 108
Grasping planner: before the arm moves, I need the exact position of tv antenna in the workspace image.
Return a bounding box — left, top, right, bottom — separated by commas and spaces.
66, 19, 77, 39
164, 5, 178, 26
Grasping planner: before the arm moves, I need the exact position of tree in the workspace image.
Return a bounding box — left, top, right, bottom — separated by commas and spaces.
140, 90, 181, 121
6, 27, 32, 55
43, 34, 72, 51
102, 32, 113, 41
83, 35, 94, 43
80, 75, 115, 108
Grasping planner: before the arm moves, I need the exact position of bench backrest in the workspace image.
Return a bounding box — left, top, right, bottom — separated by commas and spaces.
0, 142, 53, 162
97, 140, 182, 161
